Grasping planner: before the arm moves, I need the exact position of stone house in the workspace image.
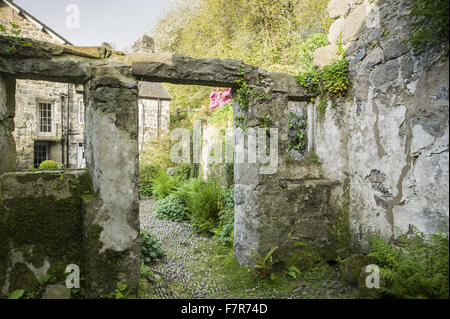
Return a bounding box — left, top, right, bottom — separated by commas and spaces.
0, 0, 170, 169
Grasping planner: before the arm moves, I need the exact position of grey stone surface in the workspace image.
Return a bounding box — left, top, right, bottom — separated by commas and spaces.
328, 0, 349, 19
83, 68, 140, 298
0, 75, 16, 175
313, 44, 340, 68
315, 0, 449, 249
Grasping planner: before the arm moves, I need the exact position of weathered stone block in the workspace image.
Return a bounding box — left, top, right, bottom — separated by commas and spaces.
313, 44, 340, 68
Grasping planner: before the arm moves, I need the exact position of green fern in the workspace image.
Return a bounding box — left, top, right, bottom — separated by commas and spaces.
368, 228, 449, 299
151, 170, 179, 199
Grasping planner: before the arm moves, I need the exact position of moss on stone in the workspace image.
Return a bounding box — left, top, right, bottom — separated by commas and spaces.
283, 241, 326, 272
328, 177, 353, 258
9, 262, 41, 298
0, 170, 94, 296
0, 204, 9, 287
340, 254, 370, 286
83, 223, 133, 298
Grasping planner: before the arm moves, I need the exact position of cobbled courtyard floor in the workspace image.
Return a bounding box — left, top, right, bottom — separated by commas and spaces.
139, 198, 359, 299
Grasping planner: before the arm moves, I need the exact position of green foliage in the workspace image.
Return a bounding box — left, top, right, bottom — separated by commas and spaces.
151, 0, 332, 118
296, 33, 349, 118
285, 266, 301, 280
140, 133, 173, 171
151, 170, 179, 199
140, 229, 165, 265
258, 114, 273, 130
405, 0, 449, 53
251, 246, 279, 279
140, 165, 160, 197
287, 111, 308, 154
321, 58, 349, 97
208, 102, 234, 131
0, 21, 32, 54
368, 228, 449, 299
172, 163, 194, 181
297, 33, 329, 96
155, 194, 188, 222
107, 283, 130, 299
140, 264, 153, 278
175, 177, 224, 234
214, 186, 235, 247
235, 67, 265, 110
8, 289, 25, 299
38, 160, 59, 170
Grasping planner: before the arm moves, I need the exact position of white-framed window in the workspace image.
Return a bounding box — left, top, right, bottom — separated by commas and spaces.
34, 142, 49, 168
37, 102, 55, 136
78, 99, 85, 125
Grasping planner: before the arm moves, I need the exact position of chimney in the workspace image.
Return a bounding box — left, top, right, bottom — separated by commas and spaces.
132, 35, 155, 54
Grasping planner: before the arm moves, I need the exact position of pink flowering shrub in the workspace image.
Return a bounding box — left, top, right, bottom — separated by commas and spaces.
209, 88, 232, 110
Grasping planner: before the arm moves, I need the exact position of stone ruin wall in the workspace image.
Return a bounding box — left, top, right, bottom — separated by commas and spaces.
313, 0, 449, 248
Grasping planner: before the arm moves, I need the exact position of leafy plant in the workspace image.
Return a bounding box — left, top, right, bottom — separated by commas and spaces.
258, 114, 273, 131
140, 229, 165, 265
8, 289, 25, 299
172, 163, 193, 181
151, 169, 179, 199
140, 165, 160, 197
154, 194, 188, 222
208, 101, 233, 131
0, 21, 32, 54
285, 266, 301, 280
296, 33, 349, 118
287, 111, 308, 154
251, 246, 279, 279
368, 228, 449, 299
297, 33, 329, 96
38, 160, 59, 170
321, 58, 349, 97
405, 0, 449, 53
175, 177, 224, 234
107, 283, 130, 299
235, 66, 265, 111
140, 264, 154, 278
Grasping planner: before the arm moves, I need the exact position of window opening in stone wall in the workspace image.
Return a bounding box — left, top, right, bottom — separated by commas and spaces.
78, 99, 84, 125
37, 102, 54, 136
34, 142, 48, 168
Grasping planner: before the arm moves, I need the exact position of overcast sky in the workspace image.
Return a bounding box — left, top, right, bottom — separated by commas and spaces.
14, 0, 170, 50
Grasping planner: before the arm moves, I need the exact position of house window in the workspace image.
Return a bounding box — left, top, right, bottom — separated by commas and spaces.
37, 102, 54, 136
78, 99, 84, 124
34, 142, 48, 168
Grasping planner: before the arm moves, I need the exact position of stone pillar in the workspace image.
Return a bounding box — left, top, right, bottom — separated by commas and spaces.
233, 74, 342, 269
83, 68, 140, 298
0, 75, 16, 174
